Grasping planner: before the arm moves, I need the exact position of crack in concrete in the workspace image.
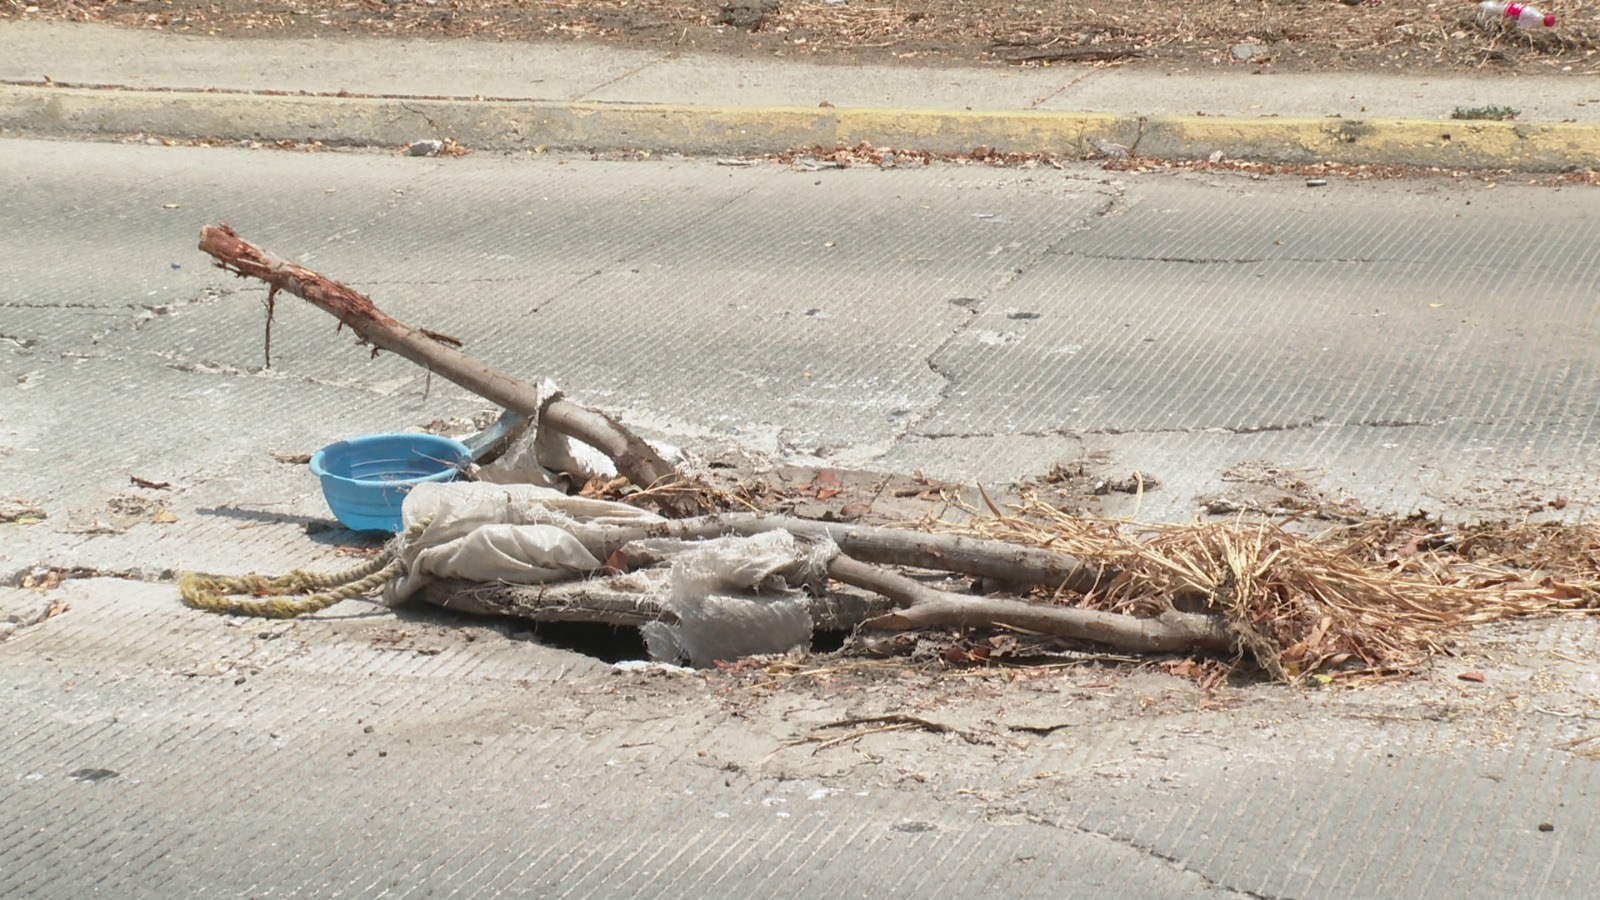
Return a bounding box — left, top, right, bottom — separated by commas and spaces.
343, 275, 556, 287
398, 100, 440, 131
578, 53, 676, 100
1088, 416, 1450, 437
523, 184, 760, 317
1025, 69, 1099, 111
853, 185, 1125, 466
521, 268, 606, 317
0, 301, 139, 312
1025, 810, 1284, 900
1066, 251, 1388, 265
157, 354, 429, 398
911, 427, 1079, 441
6, 564, 175, 589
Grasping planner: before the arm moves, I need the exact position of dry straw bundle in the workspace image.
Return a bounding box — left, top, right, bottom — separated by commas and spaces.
943, 494, 1600, 682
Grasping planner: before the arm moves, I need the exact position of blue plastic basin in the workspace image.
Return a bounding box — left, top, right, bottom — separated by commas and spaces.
309, 433, 470, 533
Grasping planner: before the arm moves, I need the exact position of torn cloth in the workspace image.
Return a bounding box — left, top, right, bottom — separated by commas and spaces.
382, 482, 838, 667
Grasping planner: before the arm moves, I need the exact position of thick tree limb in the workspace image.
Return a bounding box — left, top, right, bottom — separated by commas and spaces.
412, 577, 892, 630
568, 513, 1112, 595
415, 578, 672, 627
197, 223, 683, 497
832, 556, 1234, 654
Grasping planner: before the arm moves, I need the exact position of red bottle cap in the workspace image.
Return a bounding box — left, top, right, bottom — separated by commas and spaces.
1543, 13, 1557, 25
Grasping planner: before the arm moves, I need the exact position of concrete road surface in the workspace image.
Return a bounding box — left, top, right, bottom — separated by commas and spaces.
2, 138, 1598, 898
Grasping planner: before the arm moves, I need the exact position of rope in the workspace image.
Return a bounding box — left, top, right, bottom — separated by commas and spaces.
180, 520, 426, 619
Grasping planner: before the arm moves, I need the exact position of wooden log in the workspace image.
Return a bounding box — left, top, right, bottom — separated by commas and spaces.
412, 577, 893, 631
569, 513, 1112, 595
415, 578, 671, 627
197, 223, 684, 499
830, 556, 1234, 654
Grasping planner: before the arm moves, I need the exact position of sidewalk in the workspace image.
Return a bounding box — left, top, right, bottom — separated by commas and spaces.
2, 20, 1597, 168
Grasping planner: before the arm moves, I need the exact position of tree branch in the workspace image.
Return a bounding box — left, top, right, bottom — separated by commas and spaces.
569, 513, 1112, 595
833, 556, 1234, 654
197, 223, 684, 499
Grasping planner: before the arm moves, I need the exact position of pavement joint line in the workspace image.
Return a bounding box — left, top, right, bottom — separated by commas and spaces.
4, 81, 1600, 170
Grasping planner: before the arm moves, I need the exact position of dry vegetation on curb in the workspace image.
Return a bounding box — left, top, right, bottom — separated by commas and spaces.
9, 0, 1600, 74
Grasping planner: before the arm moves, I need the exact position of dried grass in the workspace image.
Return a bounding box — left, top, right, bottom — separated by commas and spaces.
933, 493, 1600, 682
14, 0, 1600, 75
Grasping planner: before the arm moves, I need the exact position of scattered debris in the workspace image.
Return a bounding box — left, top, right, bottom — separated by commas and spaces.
1092, 472, 1158, 496
180, 224, 1600, 687
716, 0, 775, 31
1087, 136, 1131, 160
2, 591, 71, 643
1230, 42, 1264, 62
0, 499, 47, 523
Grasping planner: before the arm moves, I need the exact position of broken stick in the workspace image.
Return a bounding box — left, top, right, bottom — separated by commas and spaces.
197, 223, 684, 499
603, 539, 1220, 654
830, 556, 1233, 654
569, 513, 1112, 595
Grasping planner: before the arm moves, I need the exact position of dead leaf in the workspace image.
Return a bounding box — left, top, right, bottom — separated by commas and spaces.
271, 452, 312, 465
22, 569, 64, 590
1539, 578, 1587, 600
151, 508, 179, 524
1458, 671, 1487, 683
1163, 659, 1199, 677
130, 475, 172, 490
943, 644, 990, 664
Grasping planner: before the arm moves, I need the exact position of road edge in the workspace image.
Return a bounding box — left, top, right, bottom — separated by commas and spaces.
2, 83, 1592, 170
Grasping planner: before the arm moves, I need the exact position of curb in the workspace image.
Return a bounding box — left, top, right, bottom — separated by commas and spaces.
2, 83, 1594, 170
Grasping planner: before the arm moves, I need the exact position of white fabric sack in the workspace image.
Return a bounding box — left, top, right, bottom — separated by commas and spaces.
385, 482, 832, 669
639, 530, 831, 668
383, 481, 663, 604
474, 379, 682, 488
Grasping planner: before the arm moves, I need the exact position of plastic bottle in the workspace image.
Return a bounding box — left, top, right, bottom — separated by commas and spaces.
1478, 0, 1557, 29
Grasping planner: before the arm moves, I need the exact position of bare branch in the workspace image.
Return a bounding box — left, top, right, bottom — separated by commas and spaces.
197, 223, 686, 500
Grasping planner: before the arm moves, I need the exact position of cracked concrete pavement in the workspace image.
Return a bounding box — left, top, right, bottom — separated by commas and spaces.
4, 137, 1600, 896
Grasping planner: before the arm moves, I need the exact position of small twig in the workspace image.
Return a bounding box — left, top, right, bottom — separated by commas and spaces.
819, 713, 960, 734
807, 721, 916, 752
263, 283, 277, 368
1007, 48, 1143, 64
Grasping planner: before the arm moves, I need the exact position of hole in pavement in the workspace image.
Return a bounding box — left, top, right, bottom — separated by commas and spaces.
524, 622, 649, 664
397, 603, 851, 666
521, 623, 852, 665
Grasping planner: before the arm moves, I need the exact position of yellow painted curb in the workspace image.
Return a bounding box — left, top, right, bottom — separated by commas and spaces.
2, 84, 1595, 171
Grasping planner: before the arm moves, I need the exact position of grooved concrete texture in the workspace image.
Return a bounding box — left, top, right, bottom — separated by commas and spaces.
4, 139, 1600, 897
